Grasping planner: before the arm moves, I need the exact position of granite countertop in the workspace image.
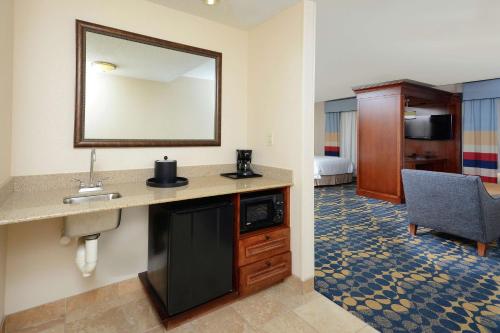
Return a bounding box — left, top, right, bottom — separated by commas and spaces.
0, 175, 292, 226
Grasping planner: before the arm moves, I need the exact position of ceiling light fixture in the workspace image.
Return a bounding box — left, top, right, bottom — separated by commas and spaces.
203, 0, 219, 6
91, 61, 117, 73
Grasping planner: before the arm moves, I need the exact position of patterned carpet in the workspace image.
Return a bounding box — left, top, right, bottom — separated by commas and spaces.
314, 183, 500, 333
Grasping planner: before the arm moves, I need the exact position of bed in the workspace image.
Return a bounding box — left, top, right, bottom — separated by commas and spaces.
314, 156, 354, 186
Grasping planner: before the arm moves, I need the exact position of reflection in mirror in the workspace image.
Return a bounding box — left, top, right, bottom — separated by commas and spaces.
85, 32, 215, 140
75, 21, 221, 147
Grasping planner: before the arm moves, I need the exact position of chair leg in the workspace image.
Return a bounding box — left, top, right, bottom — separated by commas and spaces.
408, 224, 417, 236
477, 242, 487, 257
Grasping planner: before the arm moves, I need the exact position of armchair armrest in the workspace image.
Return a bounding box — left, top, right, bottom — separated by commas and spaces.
478, 182, 500, 243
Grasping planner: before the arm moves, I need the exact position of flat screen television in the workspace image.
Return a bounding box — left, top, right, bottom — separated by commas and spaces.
404, 114, 452, 140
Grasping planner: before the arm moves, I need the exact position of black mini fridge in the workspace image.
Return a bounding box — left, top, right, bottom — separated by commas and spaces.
147, 196, 234, 316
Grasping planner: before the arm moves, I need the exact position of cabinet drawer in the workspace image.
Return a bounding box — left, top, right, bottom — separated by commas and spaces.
239, 252, 291, 296
238, 227, 290, 266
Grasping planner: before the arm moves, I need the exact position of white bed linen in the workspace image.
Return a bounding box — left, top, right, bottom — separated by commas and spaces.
314, 156, 354, 180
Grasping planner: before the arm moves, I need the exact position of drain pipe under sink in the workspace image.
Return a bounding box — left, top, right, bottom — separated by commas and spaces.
75, 234, 100, 277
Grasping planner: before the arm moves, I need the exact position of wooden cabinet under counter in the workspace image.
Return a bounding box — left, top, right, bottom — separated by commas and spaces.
238, 227, 290, 266
236, 186, 291, 297
239, 251, 291, 296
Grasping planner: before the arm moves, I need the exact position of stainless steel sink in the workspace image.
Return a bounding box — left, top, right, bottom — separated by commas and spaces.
63, 192, 121, 204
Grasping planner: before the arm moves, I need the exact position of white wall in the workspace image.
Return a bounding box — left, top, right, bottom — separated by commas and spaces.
314, 102, 325, 155
247, 0, 315, 280
299, 0, 316, 281
11, 0, 248, 176
5, 0, 249, 314
315, 0, 500, 101
438, 83, 463, 94
85, 74, 215, 140
0, 0, 13, 324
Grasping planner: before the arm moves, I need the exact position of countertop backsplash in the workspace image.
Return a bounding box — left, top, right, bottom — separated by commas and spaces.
9, 164, 292, 193
0, 178, 13, 205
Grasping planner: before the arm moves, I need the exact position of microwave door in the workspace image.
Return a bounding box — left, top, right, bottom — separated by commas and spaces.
242, 199, 275, 231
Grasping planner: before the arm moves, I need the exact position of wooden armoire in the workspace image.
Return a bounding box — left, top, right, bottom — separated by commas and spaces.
353, 80, 462, 204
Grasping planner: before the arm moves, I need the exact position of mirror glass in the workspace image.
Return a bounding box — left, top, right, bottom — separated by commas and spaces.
76, 21, 221, 147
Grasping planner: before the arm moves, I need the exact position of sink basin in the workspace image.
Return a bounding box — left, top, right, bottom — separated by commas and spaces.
63, 209, 122, 238
63, 192, 121, 205
62, 192, 122, 238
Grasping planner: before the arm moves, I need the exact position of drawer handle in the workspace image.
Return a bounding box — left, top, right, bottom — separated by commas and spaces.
247, 263, 288, 285
245, 237, 287, 257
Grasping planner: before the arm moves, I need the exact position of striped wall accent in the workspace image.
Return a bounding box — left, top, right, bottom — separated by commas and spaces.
325, 112, 340, 156
462, 99, 499, 183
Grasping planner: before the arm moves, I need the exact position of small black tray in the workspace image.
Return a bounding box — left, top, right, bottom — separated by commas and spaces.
220, 172, 262, 179
146, 177, 189, 188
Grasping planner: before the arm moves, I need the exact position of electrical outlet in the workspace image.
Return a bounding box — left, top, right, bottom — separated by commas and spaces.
266, 133, 274, 146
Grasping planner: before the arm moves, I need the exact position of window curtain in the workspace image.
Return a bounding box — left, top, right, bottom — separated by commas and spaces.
340, 111, 357, 172
462, 98, 499, 183
325, 112, 340, 156
324, 98, 356, 157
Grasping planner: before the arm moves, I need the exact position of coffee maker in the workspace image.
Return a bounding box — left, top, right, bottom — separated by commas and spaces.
220, 149, 262, 179
237, 150, 254, 176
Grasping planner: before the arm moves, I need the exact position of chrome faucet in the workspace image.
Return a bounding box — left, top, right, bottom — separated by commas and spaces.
73, 148, 105, 193
89, 148, 96, 186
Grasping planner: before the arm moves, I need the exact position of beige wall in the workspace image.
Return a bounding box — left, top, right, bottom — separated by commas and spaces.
11, 0, 248, 176
0, 226, 5, 323
314, 102, 325, 156
5, 0, 248, 314
5, 208, 148, 314
0, 0, 13, 185
0, 226, 5, 324
0, 0, 13, 323
247, 1, 316, 280
4, 0, 316, 314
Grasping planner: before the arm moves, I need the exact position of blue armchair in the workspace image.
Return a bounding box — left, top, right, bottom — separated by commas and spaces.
401, 169, 500, 256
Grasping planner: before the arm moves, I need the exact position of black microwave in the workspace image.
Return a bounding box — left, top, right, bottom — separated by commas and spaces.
240, 190, 284, 234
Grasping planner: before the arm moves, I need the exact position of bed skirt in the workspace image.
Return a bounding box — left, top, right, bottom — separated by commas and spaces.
314, 173, 353, 186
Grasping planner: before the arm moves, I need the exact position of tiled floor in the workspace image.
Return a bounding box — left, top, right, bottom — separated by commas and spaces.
3, 277, 378, 333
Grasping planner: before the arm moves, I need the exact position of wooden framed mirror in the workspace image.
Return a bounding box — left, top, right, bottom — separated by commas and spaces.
75, 20, 222, 147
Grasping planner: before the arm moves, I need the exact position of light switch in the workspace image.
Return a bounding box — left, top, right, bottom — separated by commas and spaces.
266, 133, 274, 146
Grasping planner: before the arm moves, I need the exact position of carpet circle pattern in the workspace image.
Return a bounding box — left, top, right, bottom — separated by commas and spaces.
314, 184, 500, 333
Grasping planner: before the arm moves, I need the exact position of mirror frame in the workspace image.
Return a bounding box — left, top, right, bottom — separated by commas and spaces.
75, 20, 222, 148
